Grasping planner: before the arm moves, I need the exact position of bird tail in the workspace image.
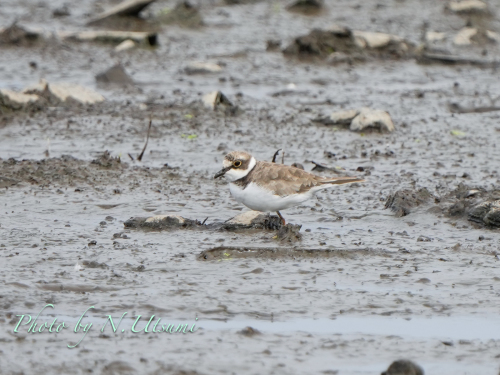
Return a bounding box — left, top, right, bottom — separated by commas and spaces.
319, 176, 365, 185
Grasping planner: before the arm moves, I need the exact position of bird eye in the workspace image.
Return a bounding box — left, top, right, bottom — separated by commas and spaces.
233, 160, 242, 168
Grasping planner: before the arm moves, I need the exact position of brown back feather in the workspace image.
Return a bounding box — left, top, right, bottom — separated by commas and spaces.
235, 161, 363, 197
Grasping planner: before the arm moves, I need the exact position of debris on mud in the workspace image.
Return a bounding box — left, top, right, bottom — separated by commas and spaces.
276, 224, 302, 242
448, 102, 500, 113
381, 359, 424, 375
87, 0, 157, 26
24, 79, 105, 106
91, 151, 122, 168
198, 246, 371, 260
0, 89, 42, 112
60, 30, 157, 46
0, 176, 19, 188
202, 91, 238, 115
385, 188, 434, 217
417, 51, 500, 67
96, 64, 134, 85
468, 201, 500, 227
156, 1, 203, 28
0, 23, 40, 46
350, 109, 395, 132
446, 0, 489, 14
222, 211, 282, 231
239, 326, 261, 336
124, 215, 203, 230
114, 39, 136, 52
185, 62, 222, 75
286, 0, 323, 15
283, 26, 413, 61
314, 108, 395, 132
81, 260, 109, 269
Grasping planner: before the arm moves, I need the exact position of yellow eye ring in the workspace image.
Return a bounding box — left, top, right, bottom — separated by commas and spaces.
233, 160, 242, 168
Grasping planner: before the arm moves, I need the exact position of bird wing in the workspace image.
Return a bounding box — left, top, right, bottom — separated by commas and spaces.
251, 162, 363, 197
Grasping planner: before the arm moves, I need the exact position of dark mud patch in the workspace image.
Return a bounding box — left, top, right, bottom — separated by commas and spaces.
283, 26, 414, 62
385, 188, 435, 217
155, 1, 203, 28
381, 359, 424, 375
124, 215, 204, 230
0, 23, 40, 46
198, 246, 372, 261
0, 153, 179, 188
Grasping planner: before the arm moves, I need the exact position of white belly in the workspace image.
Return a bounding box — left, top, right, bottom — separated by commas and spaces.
229, 182, 312, 212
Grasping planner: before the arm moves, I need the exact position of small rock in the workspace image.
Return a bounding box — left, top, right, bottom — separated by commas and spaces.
239, 326, 261, 337
454, 27, 477, 46
350, 108, 395, 132
24, 79, 105, 105
87, 0, 157, 25
59, 30, 157, 46
223, 211, 282, 230
468, 200, 500, 227
146, 215, 185, 225
52, 4, 70, 17
185, 62, 222, 75
96, 64, 134, 85
447, 0, 488, 14
353, 30, 401, 49
416, 278, 430, 284
124, 215, 202, 229
203, 91, 239, 115
156, 1, 203, 28
277, 224, 302, 242
381, 359, 424, 375
115, 39, 136, 52
0, 23, 39, 46
425, 31, 447, 43
327, 109, 360, 125
287, 0, 323, 15
385, 188, 434, 217
0, 89, 40, 111
486, 30, 500, 43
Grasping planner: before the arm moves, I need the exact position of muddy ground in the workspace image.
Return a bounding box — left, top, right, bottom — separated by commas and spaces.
1, 0, 500, 374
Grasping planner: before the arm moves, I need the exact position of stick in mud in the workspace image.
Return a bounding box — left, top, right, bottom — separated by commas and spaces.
271, 149, 282, 163
137, 117, 152, 162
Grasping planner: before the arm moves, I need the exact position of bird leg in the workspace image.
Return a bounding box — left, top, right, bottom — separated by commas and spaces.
276, 211, 286, 226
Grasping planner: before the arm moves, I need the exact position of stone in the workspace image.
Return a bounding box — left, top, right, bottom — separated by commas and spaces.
381, 359, 424, 375
0, 89, 40, 110
328, 109, 360, 125
124, 214, 202, 229
447, 0, 488, 13
59, 30, 157, 46
202, 91, 233, 110
425, 31, 447, 43
223, 211, 282, 230
454, 27, 477, 46
185, 62, 222, 75
87, 0, 157, 25
96, 64, 134, 85
115, 39, 136, 52
385, 188, 434, 217
353, 31, 400, 49
350, 108, 395, 132
25, 79, 105, 105
468, 200, 500, 227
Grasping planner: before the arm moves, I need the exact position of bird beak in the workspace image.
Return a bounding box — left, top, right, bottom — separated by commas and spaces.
214, 166, 231, 179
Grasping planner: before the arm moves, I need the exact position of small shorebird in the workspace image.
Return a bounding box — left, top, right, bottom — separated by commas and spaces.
214, 151, 365, 225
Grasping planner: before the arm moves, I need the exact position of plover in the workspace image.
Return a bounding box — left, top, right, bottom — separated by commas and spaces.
214, 151, 365, 224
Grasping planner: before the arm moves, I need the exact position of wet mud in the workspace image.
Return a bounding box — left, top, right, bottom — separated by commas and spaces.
1, 0, 500, 374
